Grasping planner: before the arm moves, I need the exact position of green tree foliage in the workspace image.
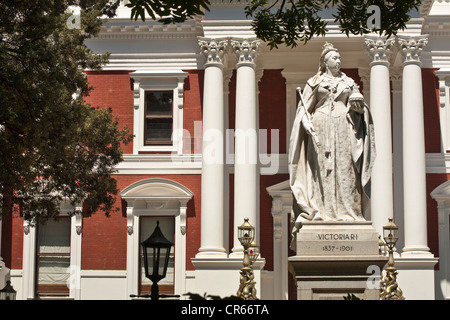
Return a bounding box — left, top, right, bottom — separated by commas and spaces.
0, 0, 132, 221
246, 0, 422, 48
1, 0, 420, 221
125, 0, 422, 48
127, 0, 211, 23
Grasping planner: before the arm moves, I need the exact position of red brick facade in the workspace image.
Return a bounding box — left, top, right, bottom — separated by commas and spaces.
0, 66, 444, 292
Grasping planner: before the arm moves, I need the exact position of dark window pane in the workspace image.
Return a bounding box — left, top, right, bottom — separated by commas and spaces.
146, 92, 173, 116
145, 118, 172, 143
140, 217, 175, 294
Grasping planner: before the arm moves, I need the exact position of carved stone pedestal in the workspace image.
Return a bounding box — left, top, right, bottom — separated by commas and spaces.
288, 221, 388, 300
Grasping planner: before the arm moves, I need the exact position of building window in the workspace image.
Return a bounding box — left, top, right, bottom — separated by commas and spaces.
139, 216, 175, 295
144, 91, 174, 146
36, 217, 71, 297
122, 178, 192, 299
130, 70, 188, 154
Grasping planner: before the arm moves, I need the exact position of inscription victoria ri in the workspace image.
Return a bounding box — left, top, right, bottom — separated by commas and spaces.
317, 233, 359, 241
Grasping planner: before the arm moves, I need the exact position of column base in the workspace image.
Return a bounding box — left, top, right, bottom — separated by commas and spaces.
228, 249, 244, 259
395, 254, 438, 300
190, 257, 266, 298
195, 247, 228, 259
401, 245, 432, 256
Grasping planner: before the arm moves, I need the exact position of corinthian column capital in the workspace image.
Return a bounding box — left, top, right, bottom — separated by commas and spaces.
230, 37, 260, 67
398, 35, 428, 65
199, 37, 228, 67
364, 35, 395, 66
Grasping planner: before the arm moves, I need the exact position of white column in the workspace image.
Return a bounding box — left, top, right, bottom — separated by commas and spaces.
196, 38, 228, 257
230, 38, 260, 255
365, 35, 395, 235
398, 35, 431, 255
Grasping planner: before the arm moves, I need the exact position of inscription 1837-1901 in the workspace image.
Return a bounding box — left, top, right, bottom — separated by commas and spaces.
317, 233, 358, 252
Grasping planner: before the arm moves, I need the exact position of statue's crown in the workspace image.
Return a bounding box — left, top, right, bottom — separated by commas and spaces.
321, 42, 337, 58
323, 42, 335, 51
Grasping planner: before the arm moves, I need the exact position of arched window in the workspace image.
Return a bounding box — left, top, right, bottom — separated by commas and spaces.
120, 178, 192, 299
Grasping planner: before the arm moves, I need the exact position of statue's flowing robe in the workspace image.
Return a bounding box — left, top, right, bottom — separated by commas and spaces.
288, 72, 376, 228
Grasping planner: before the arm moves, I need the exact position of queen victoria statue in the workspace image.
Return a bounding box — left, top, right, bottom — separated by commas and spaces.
288, 42, 376, 235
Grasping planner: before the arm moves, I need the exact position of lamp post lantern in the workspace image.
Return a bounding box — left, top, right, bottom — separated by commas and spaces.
141, 221, 173, 301
0, 281, 17, 300
236, 218, 259, 300
380, 217, 405, 300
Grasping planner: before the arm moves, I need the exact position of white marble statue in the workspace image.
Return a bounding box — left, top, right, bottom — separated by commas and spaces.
288, 42, 376, 234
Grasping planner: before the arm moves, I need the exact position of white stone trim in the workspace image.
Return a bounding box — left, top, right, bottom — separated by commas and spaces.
428, 0, 450, 16
389, 256, 438, 300
92, 5, 203, 40
266, 180, 293, 300
80, 270, 127, 277
70, 205, 83, 300
120, 178, 193, 299
435, 69, 450, 153
426, 153, 450, 173
129, 70, 188, 154
21, 219, 36, 300
431, 181, 450, 299
115, 153, 289, 175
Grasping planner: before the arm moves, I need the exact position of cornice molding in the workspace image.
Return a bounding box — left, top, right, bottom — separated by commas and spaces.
420, 0, 435, 17
90, 15, 203, 41
422, 15, 450, 37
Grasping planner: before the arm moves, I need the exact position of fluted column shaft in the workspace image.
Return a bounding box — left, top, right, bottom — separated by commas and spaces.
398, 35, 431, 255
365, 35, 395, 235
197, 38, 228, 257
230, 38, 261, 255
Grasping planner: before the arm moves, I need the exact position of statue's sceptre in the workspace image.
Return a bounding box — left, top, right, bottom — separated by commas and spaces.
296, 87, 320, 150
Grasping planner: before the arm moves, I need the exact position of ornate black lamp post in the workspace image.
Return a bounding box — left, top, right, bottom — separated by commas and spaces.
141, 221, 174, 301
0, 280, 17, 300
